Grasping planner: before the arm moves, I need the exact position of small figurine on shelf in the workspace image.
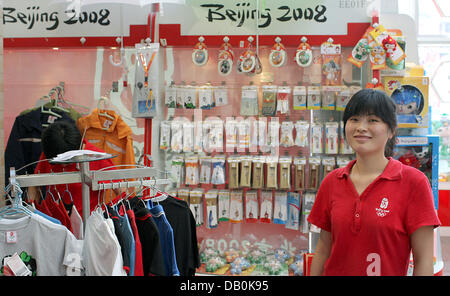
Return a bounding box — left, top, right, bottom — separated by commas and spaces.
192, 36, 208, 66
269, 37, 287, 68
295, 36, 313, 68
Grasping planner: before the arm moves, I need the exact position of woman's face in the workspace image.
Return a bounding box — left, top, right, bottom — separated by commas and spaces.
345, 114, 393, 157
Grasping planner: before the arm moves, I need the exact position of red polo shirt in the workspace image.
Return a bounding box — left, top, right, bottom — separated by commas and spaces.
308, 158, 440, 276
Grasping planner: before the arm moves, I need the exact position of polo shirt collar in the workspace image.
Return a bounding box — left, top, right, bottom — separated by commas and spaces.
337, 157, 402, 181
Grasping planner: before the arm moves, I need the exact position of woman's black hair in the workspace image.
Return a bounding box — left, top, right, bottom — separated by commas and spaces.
343, 88, 398, 157
41, 121, 82, 159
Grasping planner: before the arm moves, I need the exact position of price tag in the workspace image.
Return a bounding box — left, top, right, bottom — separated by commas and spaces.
6, 231, 17, 244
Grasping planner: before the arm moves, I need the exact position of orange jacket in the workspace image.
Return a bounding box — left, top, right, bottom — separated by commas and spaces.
77, 109, 135, 169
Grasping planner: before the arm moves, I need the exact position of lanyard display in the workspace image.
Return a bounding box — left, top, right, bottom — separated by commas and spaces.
139, 52, 156, 87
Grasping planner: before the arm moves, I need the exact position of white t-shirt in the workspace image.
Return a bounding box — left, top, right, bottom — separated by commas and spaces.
0, 214, 83, 276
82, 209, 126, 276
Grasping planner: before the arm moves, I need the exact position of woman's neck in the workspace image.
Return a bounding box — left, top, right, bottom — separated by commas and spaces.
353, 154, 389, 176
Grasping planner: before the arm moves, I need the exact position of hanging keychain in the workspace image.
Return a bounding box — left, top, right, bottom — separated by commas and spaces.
280, 121, 294, 148
322, 157, 336, 181
190, 189, 204, 226
295, 37, 313, 67
240, 85, 259, 116
279, 156, 292, 190
294, 156, 306, 191
370, 23, 406, 65
192, 36, 208, 66
170, 155, 184, 187
170, 119, 183, 153
239, 156, 252, 188
294, 120, 310, 147
211, 155, 226, 185
218, 36, 234, 76
159, 120, 171, 150
252, 155, 265, 189
227, 155, 240, 189
182, 119, 194, 153
245, 190, 258, 223
307, 86, 321, 110
200, 155, 212, 184
225, 117, 238, 153
199, 85, 214, 110
165, 84, 177, 108
218, 189, 230, 221
347, 26, 373, 68
311, 123, 323, 154
260, 190, 273, 223
308, 156, 321, 190
266, 156, 278, 189
286, 192, 301, 231
269, 37, 287, 68
205, 190, 218, 229
325, 121, 339, 154
185, 155, 200, 185
276, 85, 291, 114
134, 42, 159, 116
273, 191, 287, 225
230, 190, 243, 223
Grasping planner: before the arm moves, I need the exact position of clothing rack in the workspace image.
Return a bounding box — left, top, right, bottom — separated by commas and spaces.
9, 161, 172, 226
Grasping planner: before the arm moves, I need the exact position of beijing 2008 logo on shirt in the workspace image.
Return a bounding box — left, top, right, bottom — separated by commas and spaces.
375, 197, 390, 217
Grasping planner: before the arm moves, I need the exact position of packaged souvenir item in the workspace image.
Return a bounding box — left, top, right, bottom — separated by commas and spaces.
322, 86, 341, 110
279, 156, 292, 190
241, 85, 259, 116
193, 119, 203, 153
159, 120, 171, 150
200, 155, 212, 184
183, 85, 197, 109
252, 155, 265, 189
325, 122, 339, 154
339, 120, 354, 154
322, 157, 336, 180
205, 118, 223, 152
225, 118, 238, 153
280, 121, 294, 147
311, 123, 323, 154
245, 190, 258, 223
218, 190, 230, 221
230, 190, 243, 223
267, 118, 280, 149
205, 190, 219, 228
165, 84, 177, 108
170, 119, 183, 153
294, 121, 309, 147
211, 155, 226, 185
336, 86, 351, 111
177, 188, 189, 203
260, 190, 273, 223
320, 38, 342, 85
300, 192, 316, 233
185, 155, 199, 185
237, 119, 251, 151
295, 37, 313, 68
190, 189, 204, 226
182, 120, 194, 152
294, 156, 306, 191
273, 191, 288, 224
370, 24, 406, 65
170, 155, 184, 187
262, 85, 278, 116
240, 156, 252, 188
192, 36, 208, 66
347, 27, 373, 68
266, 156, 278, 189
308, 156, 321, 190
227, 155, 240, 189
198, 85, 214, 110
293, 86, 307, 110
237, 36, 262, 75
307, 86, 321, 110
269, 37, 287, 68
214, 85, 228, 106
277, 86, 291, 114
256, 118, 269, 152
286, 192, 301, 230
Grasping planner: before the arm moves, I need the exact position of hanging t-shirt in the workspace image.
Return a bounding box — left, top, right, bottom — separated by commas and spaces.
0, 214, 83, 276
126, 208, 144, 276
83, 209, 126, 276
159, 197, 200, 276
148, 203, 180, 276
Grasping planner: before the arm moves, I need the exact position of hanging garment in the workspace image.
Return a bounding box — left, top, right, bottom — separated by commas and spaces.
0, 214, 83, 276
83, 209, 127, 276
42, 195, 73, 233
4, 108, 74, 186
159, 196, 201, 276
130, 197, 166, 276
126, 207, 144, 276
148, 203, 180, 276
69, 204, 84, 240
76, 109, 135, 169
34, 140, 115, 218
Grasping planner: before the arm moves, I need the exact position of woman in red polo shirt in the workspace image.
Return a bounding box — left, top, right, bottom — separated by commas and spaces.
308, 89, 440, 276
